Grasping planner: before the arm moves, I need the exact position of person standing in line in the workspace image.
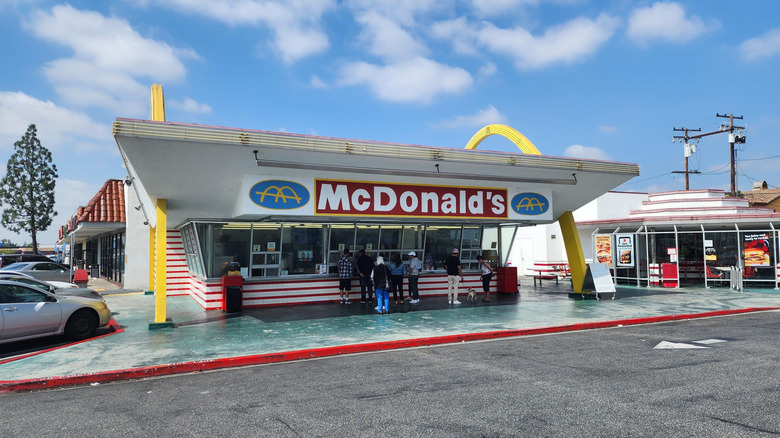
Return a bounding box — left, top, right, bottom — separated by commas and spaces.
372, 256, 392, 314
338, 248, 353, 304
356, 249, 375, 304
407, 251, 422, 304
477, 254, 495, 302
445, 248, 463, 304
389, 253, 408, 304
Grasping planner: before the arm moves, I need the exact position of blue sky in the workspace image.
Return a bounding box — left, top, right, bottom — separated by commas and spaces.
1, 0, 780, 245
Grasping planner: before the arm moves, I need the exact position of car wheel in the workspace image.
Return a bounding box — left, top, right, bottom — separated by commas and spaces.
64, 310, 98, 340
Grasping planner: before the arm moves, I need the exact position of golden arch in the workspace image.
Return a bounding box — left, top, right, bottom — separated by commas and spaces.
257, 186, 302, 204
464, 124, 541, 155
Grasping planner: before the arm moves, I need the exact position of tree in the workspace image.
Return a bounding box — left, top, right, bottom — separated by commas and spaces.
0, 124, 58, 254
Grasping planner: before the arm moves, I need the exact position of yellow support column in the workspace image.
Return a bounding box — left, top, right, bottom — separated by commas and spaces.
150, 198, 172, 329
558, 211, 586, 293
147, 225, 155, 294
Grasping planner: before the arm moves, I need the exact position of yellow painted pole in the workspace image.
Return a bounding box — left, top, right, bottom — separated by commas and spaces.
148, 225, 155, 292
150, 84, 166, 122
154, 199, 167, 323
558, 211, 586, 293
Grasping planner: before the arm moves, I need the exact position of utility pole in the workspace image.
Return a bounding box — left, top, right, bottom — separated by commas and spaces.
716, 113, 745, 197
672, 114, 745, 196
672, 127, 702, 190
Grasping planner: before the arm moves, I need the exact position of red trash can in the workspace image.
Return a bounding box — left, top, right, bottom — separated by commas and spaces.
496, 266, 519, 293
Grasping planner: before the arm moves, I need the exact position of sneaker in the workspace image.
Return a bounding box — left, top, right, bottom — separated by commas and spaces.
448, 300, 452, 304
404, 297, 411, 301
345, 299, 350, 304
340, 298, 344, 304
453, 300, 461, 304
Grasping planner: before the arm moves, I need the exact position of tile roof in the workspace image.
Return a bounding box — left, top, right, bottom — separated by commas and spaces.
743, 188, 780, 205
76, 179, 126, 223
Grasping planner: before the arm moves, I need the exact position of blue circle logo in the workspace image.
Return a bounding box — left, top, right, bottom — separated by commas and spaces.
510, 192, 549, 215
249, 180, 309, 210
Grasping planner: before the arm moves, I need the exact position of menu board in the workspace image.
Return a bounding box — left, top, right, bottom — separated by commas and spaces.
743, 233, 770, 267
616, 234, 634, 267
594, 234, 613, 266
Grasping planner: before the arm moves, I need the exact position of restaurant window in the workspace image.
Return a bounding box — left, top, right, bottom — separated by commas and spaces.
282, 223, 327, 275
481, 225, 499, 267
355, 225, 380, 259
424, 225, 462, 271
328, 224, 355, 273
401, 225, 424, 264
251, 223, 282, 277
379, 225, 403, 261
199, 222, 250, 278
460, 225, 482, 270
180, 223, 205, 279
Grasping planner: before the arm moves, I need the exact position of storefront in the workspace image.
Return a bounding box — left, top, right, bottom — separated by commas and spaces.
577, 190, 780, 289
114, 116, 639, 311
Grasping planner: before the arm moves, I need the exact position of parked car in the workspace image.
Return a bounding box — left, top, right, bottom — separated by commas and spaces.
0, 261, 73, 283
0, 253, 51, 268
0, 274, 102, 299
0, 270, 79, 289
0, 280, 111, 344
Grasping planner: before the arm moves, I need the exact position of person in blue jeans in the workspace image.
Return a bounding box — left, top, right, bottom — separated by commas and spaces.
372, 256, 392, 314
388, 253, 408, 304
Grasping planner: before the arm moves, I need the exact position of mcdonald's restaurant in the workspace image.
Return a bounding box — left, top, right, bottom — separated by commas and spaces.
114, 91, 639, 315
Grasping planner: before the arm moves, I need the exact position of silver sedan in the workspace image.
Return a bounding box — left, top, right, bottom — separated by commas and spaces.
0, 280, 112, 344
0, 261, 73, 283
0, 273, 102, 299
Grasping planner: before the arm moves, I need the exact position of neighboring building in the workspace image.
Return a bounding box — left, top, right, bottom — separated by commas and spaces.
528, 189, 780, 289
743, 181, 780, 212
58, 179, 127, 284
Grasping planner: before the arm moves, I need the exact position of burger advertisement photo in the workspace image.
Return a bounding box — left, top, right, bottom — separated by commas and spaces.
616, 234, 634, 267
595, 234, 613, 266
743, 233, 770, 267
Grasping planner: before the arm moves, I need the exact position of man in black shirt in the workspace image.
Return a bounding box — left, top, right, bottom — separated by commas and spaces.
356, 249, 375, 304
444, 248, 463, 304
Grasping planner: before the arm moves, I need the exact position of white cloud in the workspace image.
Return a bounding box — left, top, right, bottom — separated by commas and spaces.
627, 2, 719, 45
168, 97, 213, 114
431, 105, 508, 129
23, 5, 196, 116
155, 0, 334, 63
599, 125, 618, 134
310, 75, 329, 89
346, 0, 438, 27
55, 178, 103, 220
564, 144, 612, 161
0, 91, 109, 154
477, 14, 619, 70
478, 62, 497, 78
337, 57, 472, 104
471, 0, 540, 17
433, 14, 619, 70
739, 29, 780, 61
430, 17, 478, 56
356, 10, 428, 61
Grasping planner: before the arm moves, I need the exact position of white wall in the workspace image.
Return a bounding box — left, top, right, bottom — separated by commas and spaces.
124, 184, 150, 290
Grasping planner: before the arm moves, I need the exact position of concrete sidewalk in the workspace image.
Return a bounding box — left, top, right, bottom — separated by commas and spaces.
1, 279, 778, 391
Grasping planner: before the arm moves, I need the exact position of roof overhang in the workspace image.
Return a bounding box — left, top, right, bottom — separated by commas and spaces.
113, 118, 640, 228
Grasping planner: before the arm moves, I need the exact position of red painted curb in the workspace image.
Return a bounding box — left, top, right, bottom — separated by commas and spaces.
1, 307, 776, 393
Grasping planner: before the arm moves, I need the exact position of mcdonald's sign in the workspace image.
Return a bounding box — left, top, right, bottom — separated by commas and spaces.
510, 192, 549, 215
249, 180, 310, 210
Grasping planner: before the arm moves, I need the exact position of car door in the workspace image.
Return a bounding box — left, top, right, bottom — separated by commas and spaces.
0, 284, 62, 340
30, 262, 70, 282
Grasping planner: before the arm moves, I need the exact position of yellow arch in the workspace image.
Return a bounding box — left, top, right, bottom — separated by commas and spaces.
465, 124, 541, 155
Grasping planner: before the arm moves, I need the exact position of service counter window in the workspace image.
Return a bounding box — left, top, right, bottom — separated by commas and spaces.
424, 225, 462, 271
380, 225, 402, 261
356, 225, 380, 259
481, 225, 499, 267
460, 225, 481, 270
401, 225, 424, 266
282, 223, 327, 275
181, 224, 206, 278
251, 224, 282, 277
198, 222, 250, 277
328, 224, 356, 274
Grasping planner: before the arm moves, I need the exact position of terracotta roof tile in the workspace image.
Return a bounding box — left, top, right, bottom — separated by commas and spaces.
76, 179, 126, 224
743, 188, 780, 205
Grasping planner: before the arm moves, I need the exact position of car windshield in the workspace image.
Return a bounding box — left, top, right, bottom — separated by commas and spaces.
0, 276, 50, 291
0, 262, 30, 271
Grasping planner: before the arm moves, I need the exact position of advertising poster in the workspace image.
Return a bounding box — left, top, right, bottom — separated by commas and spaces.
595, 234, 613, 266
705, 247, 717, 261
616, 234, 634, 267
743, 233, 770, 267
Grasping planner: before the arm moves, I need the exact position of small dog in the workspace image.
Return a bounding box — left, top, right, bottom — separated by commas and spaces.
467, 288, 478, 302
